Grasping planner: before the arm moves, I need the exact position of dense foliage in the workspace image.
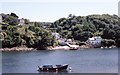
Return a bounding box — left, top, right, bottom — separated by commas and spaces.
50, 14, 120, 47
0, 13, 120, 48
0, 13, 55, 49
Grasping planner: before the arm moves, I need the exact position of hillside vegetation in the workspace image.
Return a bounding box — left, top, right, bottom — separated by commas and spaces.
0, 13, 120, 48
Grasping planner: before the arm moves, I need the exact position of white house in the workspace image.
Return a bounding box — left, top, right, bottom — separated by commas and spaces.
52, 32, 61, 40
87, 36, 102, 47
66, 39, 74, 44
19, 18, 25, 25
0, 14, 2, 23
66, 39, 72, 42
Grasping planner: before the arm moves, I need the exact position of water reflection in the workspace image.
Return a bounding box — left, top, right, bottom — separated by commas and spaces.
38, 69, 69, 73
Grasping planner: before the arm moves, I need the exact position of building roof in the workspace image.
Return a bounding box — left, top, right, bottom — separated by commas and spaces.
88, 36, 102, 41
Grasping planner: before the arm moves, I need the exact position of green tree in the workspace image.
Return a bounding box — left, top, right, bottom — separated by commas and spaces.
102, 28, 116, 39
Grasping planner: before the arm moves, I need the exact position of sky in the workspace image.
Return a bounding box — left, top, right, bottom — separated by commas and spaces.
0, 0, 119, 22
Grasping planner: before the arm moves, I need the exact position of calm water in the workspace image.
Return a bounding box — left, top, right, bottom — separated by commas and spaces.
2, 48, 118, 73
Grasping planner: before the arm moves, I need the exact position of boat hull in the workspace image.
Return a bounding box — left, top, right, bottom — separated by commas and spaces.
38, 64, 68, 71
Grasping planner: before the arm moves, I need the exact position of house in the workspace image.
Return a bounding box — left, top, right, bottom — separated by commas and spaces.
66, 39, 72, 42
87, 36, 102, 47
66, 39, 73, 44
58, 38, 67, 46
52, 32, 61, 40
52, 32, 67, 45
19, 18, 25, 25
0, 14, 2, 23
43, 23, 51, 28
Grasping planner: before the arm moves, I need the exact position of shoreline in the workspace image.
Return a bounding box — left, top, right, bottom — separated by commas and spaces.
0, 45, 118, 52
0, 47, 35, 52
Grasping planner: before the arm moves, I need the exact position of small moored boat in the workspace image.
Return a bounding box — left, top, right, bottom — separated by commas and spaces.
37, 64, 69, 71
70, 47, 79, 50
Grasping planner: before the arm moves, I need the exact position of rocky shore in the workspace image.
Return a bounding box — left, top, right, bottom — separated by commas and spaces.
0, 47, 35, 51
46, 44, 92, 50
0, 45, 117, 52
0, 44, 90, 51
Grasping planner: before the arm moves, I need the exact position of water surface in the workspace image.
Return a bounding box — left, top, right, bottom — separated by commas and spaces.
2, 48, 118, 73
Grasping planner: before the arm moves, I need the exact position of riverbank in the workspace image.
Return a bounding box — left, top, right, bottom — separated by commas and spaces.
47, 45, 91, 50
0, 45, 117, 51
0, 44, 90, 51
0, 47, 35, 51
